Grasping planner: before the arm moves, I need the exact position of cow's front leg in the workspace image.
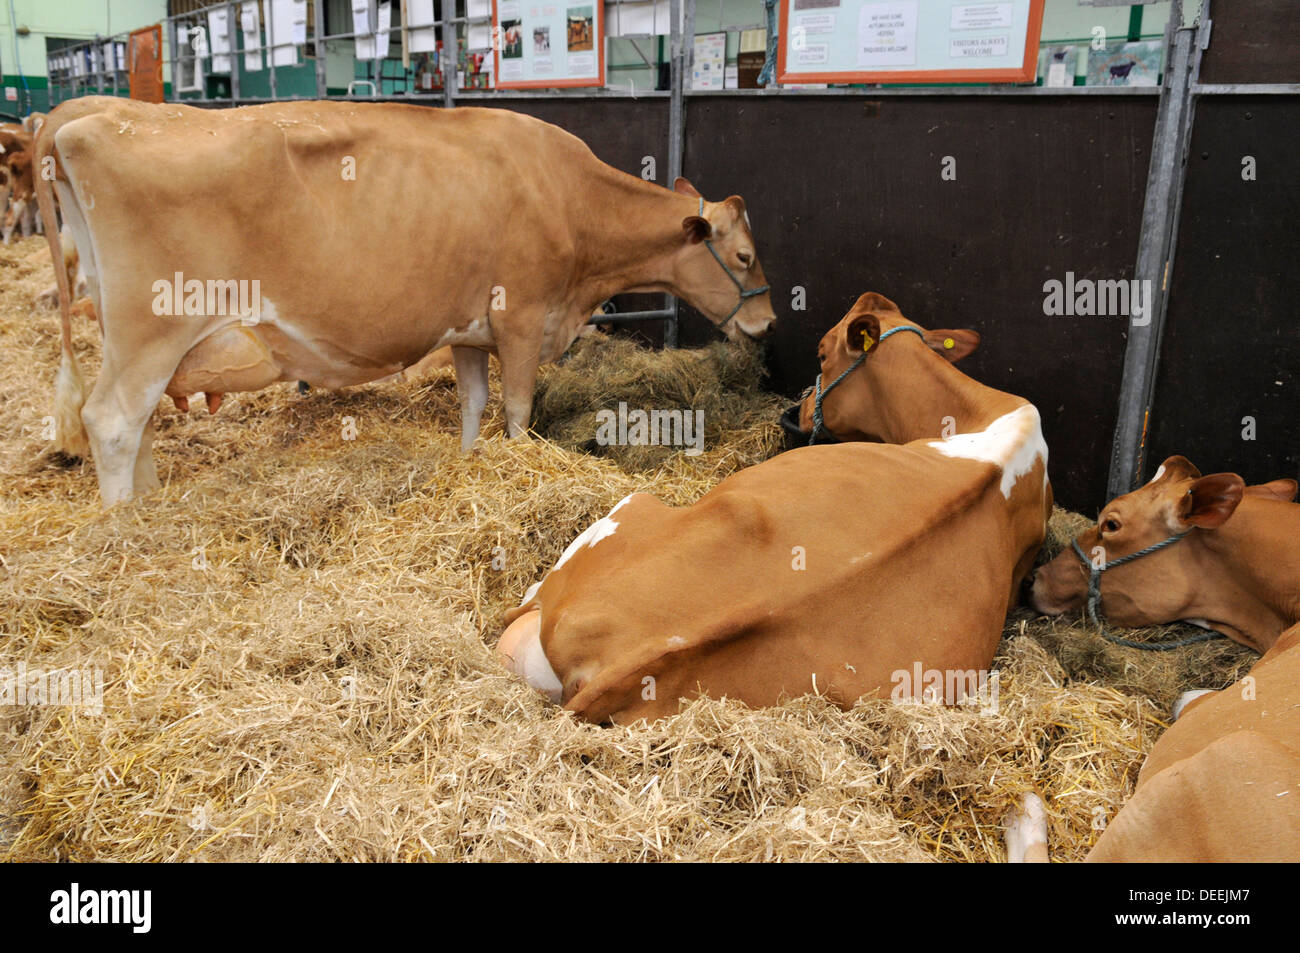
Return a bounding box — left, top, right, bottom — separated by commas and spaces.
451, 346, 489, 452
494, 325, 543, 440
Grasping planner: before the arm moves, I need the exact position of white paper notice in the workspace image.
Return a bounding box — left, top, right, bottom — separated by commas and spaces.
950, 3, 1012, 31
857, 2, 917, 67
796, 43, 829, 65
691, 33, 725, 90
375, 1, 392, 59
241, 0, 263, 71
207, 8, 233, 73
607, 0, 673, 37
353, 0, 376, 58
268, 0, 306, 66
1046, 61, 1069, 86
410, 0, 438, 53
569, 51, 595, 74
796, 13, 836, 34
949, 34, 1008, 58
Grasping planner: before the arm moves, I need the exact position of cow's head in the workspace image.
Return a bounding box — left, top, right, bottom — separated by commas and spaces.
795, 292, 979, 441
672, 177, 776, 340
1029, 455, 1292, 623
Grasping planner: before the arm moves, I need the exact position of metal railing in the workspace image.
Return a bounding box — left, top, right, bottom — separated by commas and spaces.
46, 33, 133, 105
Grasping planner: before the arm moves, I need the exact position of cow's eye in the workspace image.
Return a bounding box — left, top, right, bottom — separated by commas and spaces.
737, 251, 753, 268
1101, 518, 1121, 534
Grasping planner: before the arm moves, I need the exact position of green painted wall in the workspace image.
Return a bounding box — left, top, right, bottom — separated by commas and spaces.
0, 0, 168, 112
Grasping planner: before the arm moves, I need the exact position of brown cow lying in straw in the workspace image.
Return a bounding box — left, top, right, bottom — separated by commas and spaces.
1006, 458, 1300, 861
498, 292, 1052, 723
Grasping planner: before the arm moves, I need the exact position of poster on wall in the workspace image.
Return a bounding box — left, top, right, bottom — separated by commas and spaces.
691, 32, 726, 90
778, 0, 1045, 85
492, 0, 605, 88
1085, 39, 1162, 86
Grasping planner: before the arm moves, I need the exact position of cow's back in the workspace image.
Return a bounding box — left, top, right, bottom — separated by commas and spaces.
1087, 627, 1300, 861
43, 100, 603, 370
535, 440, 1034, 723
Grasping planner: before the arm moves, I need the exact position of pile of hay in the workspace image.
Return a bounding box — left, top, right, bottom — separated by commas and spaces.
0, 235, 1256, 862
531, 334, 785, 472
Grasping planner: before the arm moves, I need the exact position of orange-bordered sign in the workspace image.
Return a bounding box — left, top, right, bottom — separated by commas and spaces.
491, 0, 606, 89
128, 24, 165, 102
778, 0, 1046, 86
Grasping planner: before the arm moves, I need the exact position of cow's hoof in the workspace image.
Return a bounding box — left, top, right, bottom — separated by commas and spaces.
1004, 793, 1048, 863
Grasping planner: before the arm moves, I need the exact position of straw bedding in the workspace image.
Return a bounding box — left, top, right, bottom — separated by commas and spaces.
0, 236, 1254, 861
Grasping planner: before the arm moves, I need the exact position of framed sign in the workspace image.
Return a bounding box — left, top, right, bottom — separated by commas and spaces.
492, 0, 605, 89
778, 0, 1046, 86
128, 25, 164, 102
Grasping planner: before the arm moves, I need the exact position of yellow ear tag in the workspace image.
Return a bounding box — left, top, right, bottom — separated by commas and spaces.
861, 331, 874, 352
943, 337, 956, 350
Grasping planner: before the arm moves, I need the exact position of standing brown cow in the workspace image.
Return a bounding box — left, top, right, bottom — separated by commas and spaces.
36, 98, 775, 504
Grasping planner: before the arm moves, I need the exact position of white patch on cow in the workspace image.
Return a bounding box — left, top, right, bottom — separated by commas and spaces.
667, 636, 687, 648
511, 626, 563, 704
519, 580, 543, 607
1148, 463, 1167, 484
1182, 618, 1215, 631
433, 317, 494, 350
1172, 689, 1215, 721
551, 494, 634, 573
927, 404, 1048, 500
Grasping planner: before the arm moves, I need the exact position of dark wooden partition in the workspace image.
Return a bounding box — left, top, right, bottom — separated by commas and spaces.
1199, 0, 1300, 85
678, 94, 1157, 511
1145, 98, 1300, 486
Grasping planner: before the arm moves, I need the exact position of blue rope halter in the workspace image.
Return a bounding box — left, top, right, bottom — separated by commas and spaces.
807, 324, 924, 445
699, 197, 770, 323
1069, 533, 1225, 651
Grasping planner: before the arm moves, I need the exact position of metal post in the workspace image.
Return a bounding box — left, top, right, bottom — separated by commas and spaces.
369, 0, 382, 95
442, 0, 458, 107
312, 0, 326, 98
267, 0, 279, 99
663, 0, 691, 348
168, 18, 181, 102
1106, 1, 1211, 498
230, 2, 242, 102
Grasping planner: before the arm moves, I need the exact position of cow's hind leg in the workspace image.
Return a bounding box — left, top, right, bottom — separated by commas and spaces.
452, 346, 489, 452
494, 327, 543, 441
1004, 793, 1049, 863
81, 332, 185, 505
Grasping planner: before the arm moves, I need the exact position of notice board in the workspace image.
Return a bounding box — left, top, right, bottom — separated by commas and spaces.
493, 0, 605, 89
778, 0, 1045, 85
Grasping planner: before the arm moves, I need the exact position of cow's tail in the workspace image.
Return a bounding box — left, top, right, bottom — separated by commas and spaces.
35, 131, 89, 459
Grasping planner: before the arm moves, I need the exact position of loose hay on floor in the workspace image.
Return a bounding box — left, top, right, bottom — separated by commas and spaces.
0, 235, 1259, 861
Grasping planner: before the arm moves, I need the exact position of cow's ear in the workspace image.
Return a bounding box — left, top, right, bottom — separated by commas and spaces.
1152, 455, 1201, 485
1244, 478, 1299, 503
924, 328, 979, 363
1175, 472, 1245, 530
673, 177, 702, 198
681, 214, 712, 244
845, 311, 882, 356
849, 292, 899, 315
